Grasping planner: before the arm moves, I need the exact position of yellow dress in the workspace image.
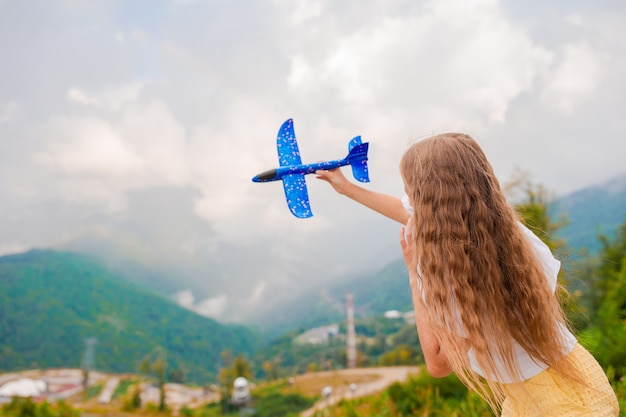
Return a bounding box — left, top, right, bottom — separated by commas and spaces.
500, 344, 619, 416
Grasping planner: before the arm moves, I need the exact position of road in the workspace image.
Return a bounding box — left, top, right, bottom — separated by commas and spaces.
298, 366, 420, 417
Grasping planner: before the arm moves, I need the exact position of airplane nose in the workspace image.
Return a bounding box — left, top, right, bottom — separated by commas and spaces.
252, 168, 278, 182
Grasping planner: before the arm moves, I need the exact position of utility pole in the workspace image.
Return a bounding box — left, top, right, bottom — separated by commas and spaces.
346, 294, 356, 368
82, 338, 97, 393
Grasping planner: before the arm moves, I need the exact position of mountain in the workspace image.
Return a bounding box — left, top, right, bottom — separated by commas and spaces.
553, 174, 626, 255
3, 174, 625, 378
0, 249, 261, 383
249, 259, 412, 339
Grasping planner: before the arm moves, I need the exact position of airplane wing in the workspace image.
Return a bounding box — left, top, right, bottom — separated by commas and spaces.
282, 173, 312, 218
277, 119, 312, 218
276, 119, 302, 166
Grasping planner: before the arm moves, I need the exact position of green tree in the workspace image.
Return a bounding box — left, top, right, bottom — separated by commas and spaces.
218, 350, 253, 413
218, 349, 234, 412
138, 346, 168, 411
154, 355, 167, 411
378, 344, 419, 366
592, 221, 626, 314
579, 220, 626, 379
232, 353, 253, 380
168, 364, 188, 384
1, 398, 80, 417
262, 360, 281, 381
254, 391, 316, 417
505, 171, 568, 251
506, 174, 584, 325
127, 384, 142, 411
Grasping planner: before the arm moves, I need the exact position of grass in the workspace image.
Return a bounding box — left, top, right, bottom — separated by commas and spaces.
287, 370, 381, 398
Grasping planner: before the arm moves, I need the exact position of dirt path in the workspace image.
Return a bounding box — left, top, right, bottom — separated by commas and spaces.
297, 366, 420, 417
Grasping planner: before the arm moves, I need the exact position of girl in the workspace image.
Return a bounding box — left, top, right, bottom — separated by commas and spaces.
316, 133, 618, 416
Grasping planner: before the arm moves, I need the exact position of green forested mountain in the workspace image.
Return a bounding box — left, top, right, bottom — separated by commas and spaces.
553, 174, 626, 254
2, 175, 625, 387
0, 249, 260, 383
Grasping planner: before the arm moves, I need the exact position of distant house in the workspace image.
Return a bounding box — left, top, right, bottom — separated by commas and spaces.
383, 310, 402, 319
294, 324, 340, 344
0, 378, 47, 400
383, 310, 415, 323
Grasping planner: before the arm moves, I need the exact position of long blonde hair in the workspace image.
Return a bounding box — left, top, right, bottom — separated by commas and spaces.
400, 133, 577, 409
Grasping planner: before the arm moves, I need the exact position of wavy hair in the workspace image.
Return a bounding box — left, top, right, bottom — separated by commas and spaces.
399, 133, 580, 409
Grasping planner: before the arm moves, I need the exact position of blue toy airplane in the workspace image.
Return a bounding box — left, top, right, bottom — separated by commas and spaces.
252, 118, 370, 218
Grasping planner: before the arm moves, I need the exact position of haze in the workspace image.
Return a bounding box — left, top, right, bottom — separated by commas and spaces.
1, 0, 624, 322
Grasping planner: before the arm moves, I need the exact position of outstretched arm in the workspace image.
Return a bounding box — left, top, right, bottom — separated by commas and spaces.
315, 168, 410, 224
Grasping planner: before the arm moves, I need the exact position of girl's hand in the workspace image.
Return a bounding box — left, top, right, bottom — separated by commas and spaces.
315, 168, 350, 195
400, 216, 415, 268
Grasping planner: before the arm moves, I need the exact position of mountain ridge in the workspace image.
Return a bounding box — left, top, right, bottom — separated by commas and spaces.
0, 249, 261, 383
553, 173, 626, 254
2, 173, 625, 376
248, 173, 626, 337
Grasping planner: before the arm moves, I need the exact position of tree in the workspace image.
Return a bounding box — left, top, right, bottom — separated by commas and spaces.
579, 219, 626, 378
168, 364, 188, 384
262, 358, 283, 381
138, 346, 168, 411
504, 170, 568, 251
379, 344, 419, 366
505, 173, 584, 325
232, 353, 253, 380
592, 220, 626, 314
218, 350, 253, 413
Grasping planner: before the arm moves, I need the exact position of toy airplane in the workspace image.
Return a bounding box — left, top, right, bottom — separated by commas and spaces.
252, 118, 370, 218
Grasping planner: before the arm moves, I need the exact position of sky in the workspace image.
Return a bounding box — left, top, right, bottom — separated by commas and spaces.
1, 0, 625, 323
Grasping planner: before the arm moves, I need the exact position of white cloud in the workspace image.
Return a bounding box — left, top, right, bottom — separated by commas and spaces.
1, 0, 625, 324
67, 88, 94, 106
119, 101, 191, 186
249, 280, 267, 304
173, 289, 195, 309
0, 101, 18, 124
194, 294, 229, 319
287, 0, 553, 130
273, 0, 324, 25
0, 243, 29, 257
34, 98, 192, 210
287, 55, 315, 90
67, 82, 144, 111
563, 14, 586, 28
542, 42, 605, 113
173, 290, 230, 319
37, 117, 143, 177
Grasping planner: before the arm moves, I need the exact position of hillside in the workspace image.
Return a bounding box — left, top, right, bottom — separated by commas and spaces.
250, 259, 412, 339
0, 249, 260, 383
250, 174, 626, 337
3, 175, 625, 384
553, 173, 626, 254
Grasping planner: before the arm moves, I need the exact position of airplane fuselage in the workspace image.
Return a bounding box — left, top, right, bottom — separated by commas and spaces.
252, 158, 349, 182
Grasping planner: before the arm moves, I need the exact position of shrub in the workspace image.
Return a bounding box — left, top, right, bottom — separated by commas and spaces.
254, 391, 316, 417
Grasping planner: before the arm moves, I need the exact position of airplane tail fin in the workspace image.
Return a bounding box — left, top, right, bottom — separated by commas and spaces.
347, 136, 370, 183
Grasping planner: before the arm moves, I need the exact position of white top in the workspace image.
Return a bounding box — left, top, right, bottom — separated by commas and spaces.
402, 195, 577, 383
